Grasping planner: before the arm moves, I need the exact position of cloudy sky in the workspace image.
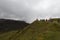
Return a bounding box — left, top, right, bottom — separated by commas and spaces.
0, 0, 60, 23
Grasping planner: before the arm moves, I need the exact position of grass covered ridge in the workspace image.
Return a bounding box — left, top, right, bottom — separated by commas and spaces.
0, 18, 60, 40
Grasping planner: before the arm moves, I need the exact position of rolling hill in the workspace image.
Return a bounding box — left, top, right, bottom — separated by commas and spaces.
0, 19, 29, 40
0, 19, 29, 32
0, 18, 60, 40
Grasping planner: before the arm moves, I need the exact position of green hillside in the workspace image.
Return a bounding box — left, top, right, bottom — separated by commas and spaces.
0, 18, 60, 40
0, 19, 29, 40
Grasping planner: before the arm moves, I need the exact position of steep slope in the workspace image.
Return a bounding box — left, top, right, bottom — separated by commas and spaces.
15, 20, 60, 40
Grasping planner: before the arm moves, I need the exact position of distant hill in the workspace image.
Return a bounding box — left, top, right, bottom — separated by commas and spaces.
0, 18, 60, 40
0, 19, 29, 33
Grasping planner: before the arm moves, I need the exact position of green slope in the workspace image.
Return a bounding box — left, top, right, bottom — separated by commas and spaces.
16, 20, 60, 40
0, 19, 29, 40
0, 19, 60, 40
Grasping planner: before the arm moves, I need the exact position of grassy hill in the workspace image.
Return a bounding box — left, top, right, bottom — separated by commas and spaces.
0, 19, 29, 40
0, 19, 29, 33
0, 18, 60, 40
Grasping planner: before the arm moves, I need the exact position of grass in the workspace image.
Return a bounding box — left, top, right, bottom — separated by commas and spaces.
0, 19, 60, 40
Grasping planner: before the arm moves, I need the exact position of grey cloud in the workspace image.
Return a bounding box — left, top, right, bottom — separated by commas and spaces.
0, 0, 60, 23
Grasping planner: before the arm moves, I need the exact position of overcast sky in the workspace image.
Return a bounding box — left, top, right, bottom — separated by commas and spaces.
0, 0, 60, 23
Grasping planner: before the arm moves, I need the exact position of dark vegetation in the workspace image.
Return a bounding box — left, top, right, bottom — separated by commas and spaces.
0, 18, 60, 40
0, 19, 29, 33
